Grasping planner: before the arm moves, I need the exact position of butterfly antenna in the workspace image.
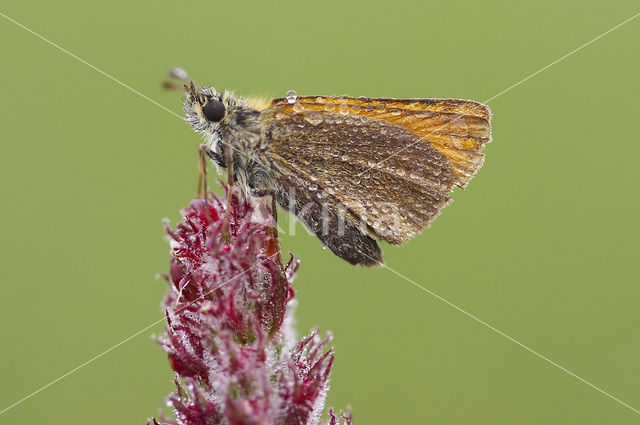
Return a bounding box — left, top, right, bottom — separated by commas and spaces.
163, 67, 195, 91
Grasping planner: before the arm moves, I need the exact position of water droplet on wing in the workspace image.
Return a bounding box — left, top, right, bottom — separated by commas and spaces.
286, 90, 297, 104
305, 112, 323, 125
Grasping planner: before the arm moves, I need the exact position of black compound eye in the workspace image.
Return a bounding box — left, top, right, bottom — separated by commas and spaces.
202, 99, 226, 122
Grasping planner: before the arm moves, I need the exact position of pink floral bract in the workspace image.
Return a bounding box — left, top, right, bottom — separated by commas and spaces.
149, 188, 351, 425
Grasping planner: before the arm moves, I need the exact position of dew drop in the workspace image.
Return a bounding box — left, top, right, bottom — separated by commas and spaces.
322, 245, 327, 250
310, 175, 318, 181
293, 102, 304, 112
365, 200, 373, 207
367, 160, 377, 168
335, 116, 344, 124
339, 104, 349, 115
331, 151, 340, 158
375, 103, 386, 112
389, 108, 402, 116
316, 96, 324, 102
362, 171, 371, 179
286, 90, 297, 104
396, 169, 406, 177
170, 68, 189, 81
309, 184, 318, 191
306, 113, 323, 126
341, 154, 349, 161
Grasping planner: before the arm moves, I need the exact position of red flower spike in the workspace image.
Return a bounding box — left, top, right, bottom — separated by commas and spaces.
149, 186, 350, 425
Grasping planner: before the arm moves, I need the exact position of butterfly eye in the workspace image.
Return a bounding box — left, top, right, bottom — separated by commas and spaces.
202, 99, 226, 122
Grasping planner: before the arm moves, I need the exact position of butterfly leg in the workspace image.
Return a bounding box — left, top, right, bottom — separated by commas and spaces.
248, 187, 279, 236
199, 143, 234, 239
200, 143, 225, 166
247, 185, 282, 264
197, 144, 210, 199
222, 143, 235, 239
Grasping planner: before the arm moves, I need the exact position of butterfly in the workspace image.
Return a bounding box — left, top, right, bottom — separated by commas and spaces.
182, 82, 491, 266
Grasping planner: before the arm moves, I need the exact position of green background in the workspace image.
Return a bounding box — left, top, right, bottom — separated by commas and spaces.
1, 1, 639, 424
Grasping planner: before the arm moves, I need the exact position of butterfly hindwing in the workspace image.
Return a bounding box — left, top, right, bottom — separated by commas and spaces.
272, 170, 383, 266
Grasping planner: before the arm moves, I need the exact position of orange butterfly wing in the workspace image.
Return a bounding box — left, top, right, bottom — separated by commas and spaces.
260, 95, 491, 251
266, 96, 491, 188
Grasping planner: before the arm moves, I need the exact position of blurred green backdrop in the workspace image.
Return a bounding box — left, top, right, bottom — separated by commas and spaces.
1, 1, 639, 424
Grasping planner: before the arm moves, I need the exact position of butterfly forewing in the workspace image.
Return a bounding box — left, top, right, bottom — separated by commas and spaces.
261, 96, 490, 248
268, 96, 490, 186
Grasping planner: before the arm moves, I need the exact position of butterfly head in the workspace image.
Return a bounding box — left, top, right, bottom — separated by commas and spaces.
183, 83, 244, 165
184, 83, 238, 130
